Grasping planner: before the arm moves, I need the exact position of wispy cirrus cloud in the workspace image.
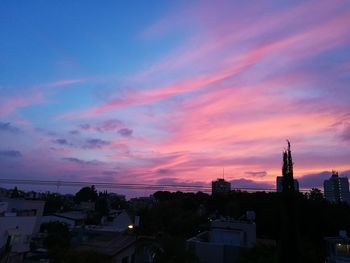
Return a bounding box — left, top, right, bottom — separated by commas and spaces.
245, 171, 267, 178
37, 78, 86, 88
0, 93, 45, 117
62, 157, 101, 166
1, 0, 350, 192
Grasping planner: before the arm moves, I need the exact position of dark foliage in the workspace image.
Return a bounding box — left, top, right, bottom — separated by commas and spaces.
95, 191, 109, 216
63, 250, 109, 263
44, 193, 65, 214
153, 235, 199, 263
40, 222, 71, 262
74, 185, 98, 203
138, 190, 350, 262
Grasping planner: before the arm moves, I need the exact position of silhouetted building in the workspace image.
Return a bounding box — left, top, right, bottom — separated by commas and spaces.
187, 213, 256, 263
212, 179, 231, 195
324, 171, 350, 204
276, 176, 299, 192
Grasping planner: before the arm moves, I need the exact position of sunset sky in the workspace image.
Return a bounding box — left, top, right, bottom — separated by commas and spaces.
1, 0, 350, 193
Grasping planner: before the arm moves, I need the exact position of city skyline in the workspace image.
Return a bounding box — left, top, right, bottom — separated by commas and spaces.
1, 0, 350, 192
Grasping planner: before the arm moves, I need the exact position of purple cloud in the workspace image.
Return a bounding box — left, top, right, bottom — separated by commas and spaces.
297, 170, 350, 188
118, 128, 133, 137
230, 178, 274, 190
0, 122, 20, 133
62, 157, 101, 165
244, 171, 267, 177
157, 169, 173, 175
78, 119, 123, 133
84, 138, 110, 149
79, 124, 91, 130
54, 138, 73, 146
96, 119, 123, 132
0, 150, 22, 158
69, 130, 80, 135
342, 124, 350, 141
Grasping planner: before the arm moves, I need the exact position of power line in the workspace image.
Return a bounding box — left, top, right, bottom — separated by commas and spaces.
0, 178, 312, 193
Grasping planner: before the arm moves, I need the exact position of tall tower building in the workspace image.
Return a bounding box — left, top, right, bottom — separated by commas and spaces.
324, 171, 350, 204
212, 179, 231, 195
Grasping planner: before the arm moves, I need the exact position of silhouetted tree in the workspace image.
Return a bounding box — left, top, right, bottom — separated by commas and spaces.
138, 189, 350, 262
75, 185, 98, 203
11, 186, 20, 198
153, 234, 199, 263
41, 222, 71, 262
110, 195, 128, 209
309, 188, 323, 202
95, 192, 109, 216
238, 244, 277, 263
44, 193, 64, 214
278, 141, 300, 263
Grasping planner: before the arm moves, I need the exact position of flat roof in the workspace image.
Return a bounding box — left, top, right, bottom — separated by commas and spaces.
52, 211, 87, 220
74, 231, 137, 256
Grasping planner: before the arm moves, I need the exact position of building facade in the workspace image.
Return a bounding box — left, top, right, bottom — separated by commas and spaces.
212, 179, 231, 195
187, 216, 256, 263
0, 199, 45, 261
324, 171, 350, 204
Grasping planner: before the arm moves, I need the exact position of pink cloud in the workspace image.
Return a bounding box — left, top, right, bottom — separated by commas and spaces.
59, 6, 350, 122
4, 0, 350, 192
0, 92, 45, 117
39, 78, 86, 88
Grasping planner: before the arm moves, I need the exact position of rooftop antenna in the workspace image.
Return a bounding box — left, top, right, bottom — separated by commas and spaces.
223, 168, 225, 180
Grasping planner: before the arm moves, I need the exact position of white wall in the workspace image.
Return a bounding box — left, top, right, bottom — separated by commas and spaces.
0, 216, 37, 252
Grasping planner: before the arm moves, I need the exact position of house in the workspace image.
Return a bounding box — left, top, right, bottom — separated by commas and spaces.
40, 211, 87, 228
72, 229, 157, 263
0, 198, 45, 262
187, 213, 256, 263
325, 231, 350, 263
101, 210, 134, 232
